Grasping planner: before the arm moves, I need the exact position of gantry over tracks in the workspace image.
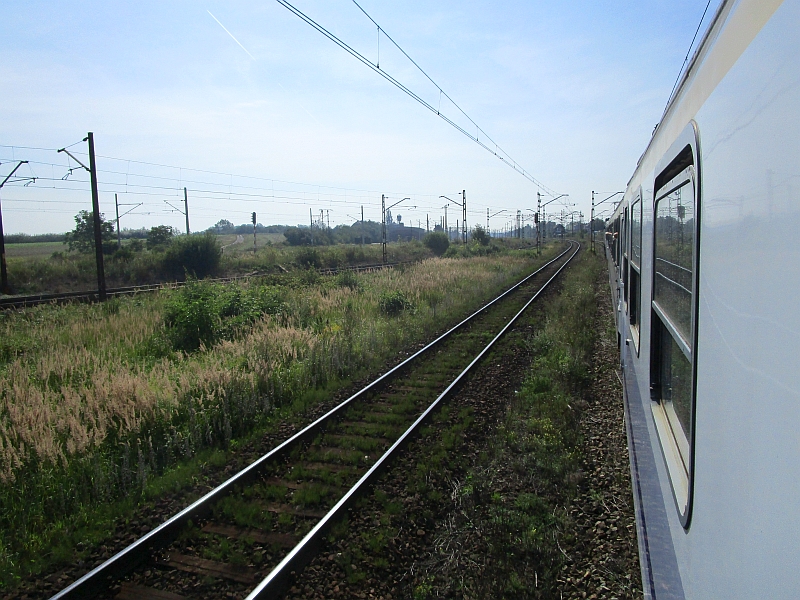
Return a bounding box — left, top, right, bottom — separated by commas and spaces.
51, 242, 580, 600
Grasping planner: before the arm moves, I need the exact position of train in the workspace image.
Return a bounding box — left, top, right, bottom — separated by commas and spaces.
604, 0, 799, 597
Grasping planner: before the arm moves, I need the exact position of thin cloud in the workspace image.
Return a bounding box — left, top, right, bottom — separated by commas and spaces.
207, 10, 255, 60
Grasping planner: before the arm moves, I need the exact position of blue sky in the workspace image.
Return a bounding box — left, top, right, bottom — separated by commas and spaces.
0, 0, 719, 235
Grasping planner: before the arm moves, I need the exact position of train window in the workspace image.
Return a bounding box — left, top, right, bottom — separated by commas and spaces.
654, 181, 694, 345
650, 158, 697, 525
622, 207, 629, 305
629, 196, 642, 348
631, 197, 642, 266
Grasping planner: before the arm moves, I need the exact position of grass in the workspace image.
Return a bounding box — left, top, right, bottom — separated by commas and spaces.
0, 243, 563, 589
4, 241, 65, 259
409, 249, 604, 599
0, 238, 434, 296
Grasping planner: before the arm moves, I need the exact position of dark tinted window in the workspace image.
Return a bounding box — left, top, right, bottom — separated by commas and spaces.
631, 198, 642, 267
654, 181, 694, 345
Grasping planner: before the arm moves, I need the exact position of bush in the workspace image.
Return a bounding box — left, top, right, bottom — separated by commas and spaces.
379, 290, 413, 316
163, 280, 285, 352
284, 226, 313, 246
423, 232, 449, 256
295, 248, 321, 269
160, 233, 221, 280
336, 270, 360, 290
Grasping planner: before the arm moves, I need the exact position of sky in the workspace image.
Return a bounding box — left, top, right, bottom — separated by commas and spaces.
0, 0, 720, 235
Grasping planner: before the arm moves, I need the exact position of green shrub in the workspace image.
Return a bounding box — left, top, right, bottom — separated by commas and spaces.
336, 270, 360, 290
163, 281, 221, 351
423, 231, 449, 256
163, 280, 286, 352
160, 233, 221, 280
295, 248, 321, 269
379, 290, 413, 316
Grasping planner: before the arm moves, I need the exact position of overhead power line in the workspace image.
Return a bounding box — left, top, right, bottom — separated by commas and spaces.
274, 0, 558, 197
662, 0, 714, 116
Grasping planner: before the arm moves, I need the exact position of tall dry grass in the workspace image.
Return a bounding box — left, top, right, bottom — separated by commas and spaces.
0, 247, 559, 582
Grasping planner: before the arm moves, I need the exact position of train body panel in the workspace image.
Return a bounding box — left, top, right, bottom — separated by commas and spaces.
608, 0, 800, 597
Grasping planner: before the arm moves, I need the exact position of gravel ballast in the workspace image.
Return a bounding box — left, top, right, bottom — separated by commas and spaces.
283, 252, 642, 600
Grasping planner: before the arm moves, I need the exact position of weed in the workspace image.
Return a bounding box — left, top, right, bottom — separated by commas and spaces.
378, 290, 413, 316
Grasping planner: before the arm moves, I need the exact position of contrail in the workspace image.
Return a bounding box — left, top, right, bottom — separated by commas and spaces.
278, 82, 321, 126
208, 10, 256, 59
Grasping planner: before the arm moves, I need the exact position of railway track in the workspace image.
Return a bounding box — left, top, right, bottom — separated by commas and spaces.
50, 242, 579, 600
0, 261, 409, 310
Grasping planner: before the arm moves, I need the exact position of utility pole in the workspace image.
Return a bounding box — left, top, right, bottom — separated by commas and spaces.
0, 160, 28, 295
486, 208, 489, 231
462, 190, 467, 244
426, 214, 429, 233
184, 187, 190, 235
382, 194, 387, 264
361, 205, 365, 246
443, 205, 448, 238
59, 135, 106, 300
115, 193, 122, 248
590, 190, 595, 253
87, 133, 106, 301
310, 208, 314, 245
252, 211, 257, 254
537, 192, 542, 256
326, 209, 330, 229
543, 205, 547, 241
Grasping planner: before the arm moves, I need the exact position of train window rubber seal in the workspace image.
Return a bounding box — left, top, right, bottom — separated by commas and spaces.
648, 120, 701, 530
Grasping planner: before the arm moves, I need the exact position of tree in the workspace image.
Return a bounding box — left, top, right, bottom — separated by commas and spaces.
472, 225, 490, 246
283, 226, 313, 246
64, 210, 116, 254
212, 219, 235, 234
423, 231, 449, 256
147, 225, 175, 250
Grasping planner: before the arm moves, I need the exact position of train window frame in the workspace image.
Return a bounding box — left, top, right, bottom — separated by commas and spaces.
649, 122, 700, 529
622, 206, 629, 307
629, 193, 642, 352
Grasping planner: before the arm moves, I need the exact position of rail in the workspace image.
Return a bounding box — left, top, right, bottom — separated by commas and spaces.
50, 242, 578, 600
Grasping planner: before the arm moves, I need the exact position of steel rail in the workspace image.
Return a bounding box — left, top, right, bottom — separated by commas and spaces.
50, 242, 574, 600
248, 241, 580, 598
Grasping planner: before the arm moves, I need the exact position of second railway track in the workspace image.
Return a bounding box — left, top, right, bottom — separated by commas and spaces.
50, 242, 579, 600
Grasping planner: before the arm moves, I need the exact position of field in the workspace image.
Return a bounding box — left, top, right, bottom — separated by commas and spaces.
3, 234, 287, 261
4, 241, 64, 259
0, 243, 559, 587
214, 232, 287, 253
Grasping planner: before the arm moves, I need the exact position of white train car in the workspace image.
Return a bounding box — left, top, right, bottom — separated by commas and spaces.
606, 0, 800, 597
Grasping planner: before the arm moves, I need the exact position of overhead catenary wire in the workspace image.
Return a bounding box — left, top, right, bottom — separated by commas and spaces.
274, 0, 558, 197
662, 0, 714, 116
1, 147, 548, 232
